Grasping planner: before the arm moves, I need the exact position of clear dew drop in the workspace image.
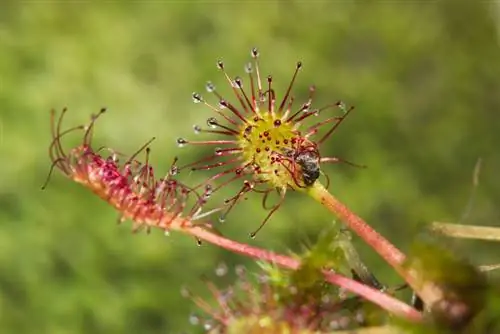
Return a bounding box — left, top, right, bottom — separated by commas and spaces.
176, 138, 187, 148
259, 92, 266, 103
329, 320, 340, 330
215, 262, 228, 277
203, 320, 214, 331
189, 313, 201, 325
235, 265, 246, 276
193, 124, 202, 134
180, 286, 190, 298
192, 92, 203, 103
218, 100, 227, 109
218, 214, 226, 223
257, 274, 268, 284
206, 81, 215, 93
339, 316, 350, 329
355, 311, 365, 324
204, 184, 213, 198
337, 101, 347, 112
233, 76, 242, 89
164, 230, 171, 237
207, 117, 218, 129
251, 47, 259, 58
302, 102, 311, 113
170, 165, 179, 176
214, 147, 223, 156
244, 62, 253, 73
216, 60, 224, 69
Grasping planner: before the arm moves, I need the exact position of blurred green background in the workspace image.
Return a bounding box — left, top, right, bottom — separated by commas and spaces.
1, 1, 499, 333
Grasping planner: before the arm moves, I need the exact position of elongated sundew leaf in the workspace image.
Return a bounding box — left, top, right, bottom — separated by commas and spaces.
479, 264, 500, 272
430, 222, 500, 241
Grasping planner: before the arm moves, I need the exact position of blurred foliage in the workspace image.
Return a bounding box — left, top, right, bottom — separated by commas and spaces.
1, 1, 499, 333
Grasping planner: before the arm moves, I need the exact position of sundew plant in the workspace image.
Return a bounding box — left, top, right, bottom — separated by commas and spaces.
42, 48, 499, 334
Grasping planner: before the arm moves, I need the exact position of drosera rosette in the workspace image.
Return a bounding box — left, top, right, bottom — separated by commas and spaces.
179, 47, 362, 237
181, 47, 459, 319
42, 107, 218, 237
183, 229, 418, 333
42, 109, 423, 324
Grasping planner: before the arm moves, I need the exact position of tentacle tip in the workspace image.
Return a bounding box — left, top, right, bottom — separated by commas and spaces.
251, 47, 259, 58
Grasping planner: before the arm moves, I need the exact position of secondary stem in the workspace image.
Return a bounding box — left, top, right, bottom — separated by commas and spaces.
185, 224, 423, 322
307, 181, 444, 308
308, 182, 406, 269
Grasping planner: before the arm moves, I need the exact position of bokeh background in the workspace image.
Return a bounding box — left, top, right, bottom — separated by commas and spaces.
1, 1, 500, 333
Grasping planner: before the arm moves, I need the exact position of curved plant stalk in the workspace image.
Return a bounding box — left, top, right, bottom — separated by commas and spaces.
307, 181, 446, 309
307, 182, 406, 268
430, 222, 500, 241
479, 263, 500, 272
185, 224, 423, 322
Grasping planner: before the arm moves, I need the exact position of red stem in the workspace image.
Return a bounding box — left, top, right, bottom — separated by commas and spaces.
307, 182, 444, 307
185, 224, 423, 322
308, 182, 406, 268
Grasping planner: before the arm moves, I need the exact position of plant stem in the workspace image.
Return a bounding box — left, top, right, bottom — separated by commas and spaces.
430, 222, 500, 241
307, 181, 444, 308
307, 182, 406, 269
185, 224, 423, 322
